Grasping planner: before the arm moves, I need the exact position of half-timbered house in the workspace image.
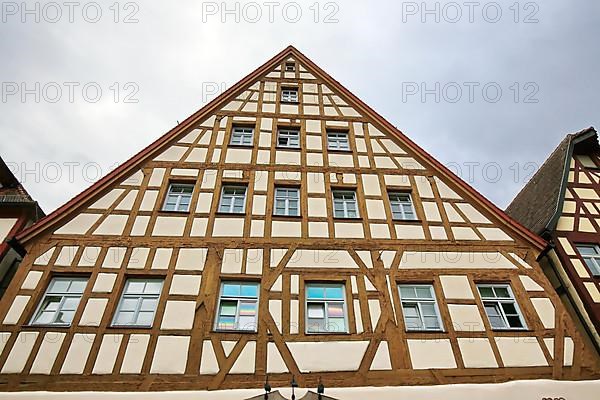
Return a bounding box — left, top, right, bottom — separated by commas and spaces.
0, 47, 598, 399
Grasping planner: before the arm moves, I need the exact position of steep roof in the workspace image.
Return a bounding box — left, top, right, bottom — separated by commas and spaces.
506, 127, 598, 235
15, 45, 546, 249
0, 156, 45, 218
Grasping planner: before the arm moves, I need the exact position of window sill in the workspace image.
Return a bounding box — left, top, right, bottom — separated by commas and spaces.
333, 217, 363, 221
276, 146, 301, 151
158, 210, 191, 216
23, 323, 71, 329
215, 212, 247, 217
490, 328, 531, 332
212, 329, 257, 334
228, 143, 254, 148
109, 324, 153, 329
280, 101, 300, 105
405, 329, 446, 334
393, 219, 422, 224
272, 214, 302, 219
305, 331, 350, 335
327, 148, 353, 154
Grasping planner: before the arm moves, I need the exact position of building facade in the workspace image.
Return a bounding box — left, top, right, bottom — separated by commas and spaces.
0, 47, 598, 399
507, 128, 600, 352
0, 158, 44, 297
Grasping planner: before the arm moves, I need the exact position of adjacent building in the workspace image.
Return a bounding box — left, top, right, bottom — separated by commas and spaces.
507, 127, 600, 352
0, 47, 598, 399
0, 157, 44, 297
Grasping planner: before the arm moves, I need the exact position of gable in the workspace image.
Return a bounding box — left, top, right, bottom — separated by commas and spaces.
16, 47, 544, 250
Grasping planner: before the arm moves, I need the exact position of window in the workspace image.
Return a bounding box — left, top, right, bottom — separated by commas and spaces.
218, 185, 247, 213
274, 187, 300, 216
305, 283, 347, 333
285, 62, 296, 72
31, 277, 88, 326
477, 284, 526, 330
281, 88, 298, 103
113, 279, 163, 327
389, 192, 416, 220
327, 131, 350, 151
163, 183, 194, 212
215, 282, 260, 331
332, 190, 359, 218
398, 284, 442, 331
576, 244, 600, 276
230, 126, 254, 146
277, 128, 300, 148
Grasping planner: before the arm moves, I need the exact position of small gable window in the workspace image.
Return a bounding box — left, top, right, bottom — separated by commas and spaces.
327, 131, 350, 151
285, 62, 296, 72
576, 244, 600, 276
163, 183, 194, 212
281, 87, 298, 103
388, 192, 416, 220
230, 126, 254, 146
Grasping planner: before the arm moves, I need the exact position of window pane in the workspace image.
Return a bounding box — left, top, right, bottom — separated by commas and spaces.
219, 300, 238, 316
140, 298, 158, 312
307, 286, 326, 299
120, 298, 138, 311
239, 301, 257, 317
420, 303, 436, 316
478, 286, 494, 298
145, 281, 163, 294
325, 286, 344, 299
35, 311, 55, 325
222, 283, 241, 297
50, 279, 70, 293
115, 311, 135, 325
424, 316, 440, 329
327, 317, 346, 332
68, 280, 87, 293
326, 303, 344, 317
577, 245, 597, 255
415, 287, 432, 299
41, 296, 62, 311
399, 286, 416, 299
240, 283, 258, 297
500, 302, 517, 315
55, 310, 75, 324
217, 316, 236, 330
402, 304, 419, 317
61, 297, 80, 311
238, 316, 257, 331
127, 281, 146, 294
405, 316, 423, 330
507, 315, 524, 328
307, 303, 325, 318
307, 318, 326, 332
494, 286, 510, 298
136, 311, 155, 326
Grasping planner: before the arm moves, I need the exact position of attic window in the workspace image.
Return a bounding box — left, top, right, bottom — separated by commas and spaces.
281, 87, 298, 103
285, 62, 296, 72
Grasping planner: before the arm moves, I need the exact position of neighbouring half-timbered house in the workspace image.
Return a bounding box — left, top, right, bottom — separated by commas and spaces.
0, 157, 44, 297
507, 127, 600, 353
0, 47, 598, 399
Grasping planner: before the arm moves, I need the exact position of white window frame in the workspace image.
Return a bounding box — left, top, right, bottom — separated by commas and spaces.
30, 277, 88, 326
218, 185, 247, 214
576, 244, 600, 276
477, 284, 527, 330
327, 131, 350, 151
274, 187, 300, 216
277, 128, 300, 148
215, 281, 260, 332
162, 183, 194, 212
389, 192, 417, 220
332, 190, 359, 218
281, 88, 298, 103
230, 126, 254, 146
112, 278, 163, 327
398, 284, 443, 331
305, 283, 348, 334
285, 62, 296, 72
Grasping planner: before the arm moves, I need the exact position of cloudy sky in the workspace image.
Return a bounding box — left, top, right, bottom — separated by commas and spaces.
1, 0, 598, 213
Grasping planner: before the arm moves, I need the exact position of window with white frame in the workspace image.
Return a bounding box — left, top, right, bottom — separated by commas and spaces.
305, 283, 348, 333
576, 244, 600, 276
230, 126, 254, 146
112, 279, 163, 327
281, 88, 298, 103
477, 284, 526, 330
332, 190, 359, 218
389, 192, 416, 220
398, 284, 442, 331
274, 187, 300, 216
285, 62, 296, 72
327, 131, 350, 151
277, 128, 300, 148
30, 277, 88, 326
218, 185, 247, 213
215, 282, 260, 331
163, 183, 194, 212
